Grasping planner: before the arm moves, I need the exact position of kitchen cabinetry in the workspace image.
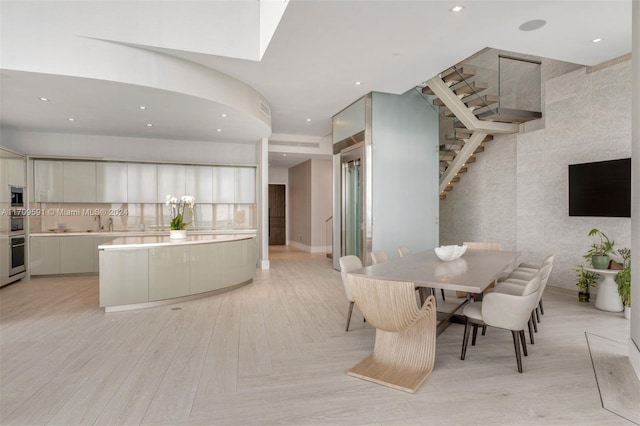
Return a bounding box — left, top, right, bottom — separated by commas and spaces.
0, 149, 27, 201
157, 164, 186, 202
148, 245, 190, 301
34, 160, 64, 202
99, 249, 149, 307
30, 236, 60, 275
63, 161, 96, 202
185, 166, 213, 203
212, 166, 235, 203
97, 162, 128, 203
235, 167, 256, 203
59, 236, 96, 273
128, 163, 157, 203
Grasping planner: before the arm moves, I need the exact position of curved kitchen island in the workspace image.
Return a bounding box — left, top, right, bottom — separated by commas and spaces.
99, 234, 256, 312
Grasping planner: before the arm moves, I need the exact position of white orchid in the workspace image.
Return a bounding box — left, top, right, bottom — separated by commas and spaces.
166, 194, 195, 230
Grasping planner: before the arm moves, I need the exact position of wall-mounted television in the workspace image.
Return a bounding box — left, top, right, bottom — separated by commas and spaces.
568, 158, 631, 217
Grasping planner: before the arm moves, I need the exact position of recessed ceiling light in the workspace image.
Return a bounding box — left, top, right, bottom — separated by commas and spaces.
306, 118, 312, 122
39, 97, 49, 101
146, 123, 153, 127
221, 113, 227, 118
283, 153, 287, 157
519, 19, 546, 32
139, 105, 146, 110
216, 128, 222, 132
592, 38, 603, 43
355, 81, 362, 86
67, 118, 75, 122
450, 5, 463, 12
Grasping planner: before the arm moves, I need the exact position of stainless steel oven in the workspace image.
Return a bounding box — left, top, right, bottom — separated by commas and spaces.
10, 213, 24, 234
9, 236, 26, 276
10, 186, 24, 208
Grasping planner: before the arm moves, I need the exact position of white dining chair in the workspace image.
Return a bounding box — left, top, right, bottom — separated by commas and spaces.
460, 274, 540, 373
370, 250, 389, 265
397, 245, 411, 258
500, 254, 554, 317
339, 255, 364, 332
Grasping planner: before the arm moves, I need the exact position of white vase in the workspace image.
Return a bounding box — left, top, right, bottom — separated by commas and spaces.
624, 305, 631, 320
169, 229, 187, 239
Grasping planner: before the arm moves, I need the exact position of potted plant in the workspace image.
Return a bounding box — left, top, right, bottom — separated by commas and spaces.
166, 194, 195, 239
584, 228, 615, 269
575, 265, 598, 302
615, 248, 631, 319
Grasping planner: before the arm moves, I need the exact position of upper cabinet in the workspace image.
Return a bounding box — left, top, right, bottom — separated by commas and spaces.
157, 164, 186, 202
186, 166, 213, 203
34, 160, 64, 202
235, 167, 256, 204
63, 161, 96, 202
127, 163, 157, 203
212, 166, 235, 203
97, 162, 128, 203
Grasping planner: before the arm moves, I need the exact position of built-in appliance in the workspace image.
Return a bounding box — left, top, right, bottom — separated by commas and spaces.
10, 213, 25, 234
10, 186, 24, 208
9, 236, 26, 276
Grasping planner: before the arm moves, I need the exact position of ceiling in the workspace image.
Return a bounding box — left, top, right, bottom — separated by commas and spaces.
0, 1, 633, 169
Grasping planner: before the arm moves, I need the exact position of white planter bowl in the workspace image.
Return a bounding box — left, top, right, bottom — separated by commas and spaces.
434, 245, 467, 261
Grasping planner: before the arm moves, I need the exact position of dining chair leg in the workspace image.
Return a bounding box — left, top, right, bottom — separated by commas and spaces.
539, 300, 545, 315
531, 311, 538, 333
346, 301, 354, 332
471, 324, 479, 346
535, 307, 540, 323
528, 317, 535, 345
512, 330, 523, 373
481, 325, 487, 336
461, 320, 472, 360
519, 330, 528, 357
441, 289, 446, 301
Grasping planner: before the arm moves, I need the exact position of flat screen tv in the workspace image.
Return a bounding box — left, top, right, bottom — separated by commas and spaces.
568, 158, 631, 217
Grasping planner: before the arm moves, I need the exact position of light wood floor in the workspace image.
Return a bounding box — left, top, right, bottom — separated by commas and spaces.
0, 245, 636, 425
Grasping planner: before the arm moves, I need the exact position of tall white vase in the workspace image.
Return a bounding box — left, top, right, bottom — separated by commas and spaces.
170, 229, 187, 239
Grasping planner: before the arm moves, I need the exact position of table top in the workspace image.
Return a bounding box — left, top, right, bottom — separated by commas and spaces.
584, 267, 620, 276
349, 249, 521, 294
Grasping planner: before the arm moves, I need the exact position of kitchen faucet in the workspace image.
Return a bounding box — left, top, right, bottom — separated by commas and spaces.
108, 217, 113, 232
94, 215, 102, 230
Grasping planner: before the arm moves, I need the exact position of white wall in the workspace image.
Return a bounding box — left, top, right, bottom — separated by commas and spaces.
441, 60, 633, 292
310, 159, 333, 248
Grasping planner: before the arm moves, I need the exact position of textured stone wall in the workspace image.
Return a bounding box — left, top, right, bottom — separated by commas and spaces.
441, 59, 632, 292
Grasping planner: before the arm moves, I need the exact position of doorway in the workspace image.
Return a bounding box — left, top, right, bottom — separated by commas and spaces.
341, 146, 364, 261
268, 184, 286, 245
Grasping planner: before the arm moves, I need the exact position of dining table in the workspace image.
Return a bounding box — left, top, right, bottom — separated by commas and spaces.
345, 247, 521, 393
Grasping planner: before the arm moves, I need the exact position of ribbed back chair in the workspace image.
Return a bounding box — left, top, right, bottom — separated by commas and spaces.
461, 274, 541, 373
347, 275, 437, 393
339, 255, 364, 332
397, 245, 411, 258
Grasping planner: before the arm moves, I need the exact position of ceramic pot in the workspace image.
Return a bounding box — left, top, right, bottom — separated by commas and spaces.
591, 255, 610, 270
578, 291, 590, 303
624, 305, 631, 320
170, 229, 187, 239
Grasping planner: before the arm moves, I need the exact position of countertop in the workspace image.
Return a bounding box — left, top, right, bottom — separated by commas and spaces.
30, 229, 257, 237
99, 233, 256, 250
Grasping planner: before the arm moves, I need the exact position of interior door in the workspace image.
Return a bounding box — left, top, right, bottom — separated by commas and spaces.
268, 184, 286, 245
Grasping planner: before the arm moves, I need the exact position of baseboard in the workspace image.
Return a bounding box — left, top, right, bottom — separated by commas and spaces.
258, 259, 270, 270
546, 285, 577, 296
287, 240, 328, 253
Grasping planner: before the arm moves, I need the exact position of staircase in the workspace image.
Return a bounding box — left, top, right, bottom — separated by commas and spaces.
422, 57, 542, 199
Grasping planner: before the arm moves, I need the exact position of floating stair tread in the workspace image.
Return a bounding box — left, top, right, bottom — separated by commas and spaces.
433, 83, 491, 106
476, 108, 542, 123
441, 66, 477, 85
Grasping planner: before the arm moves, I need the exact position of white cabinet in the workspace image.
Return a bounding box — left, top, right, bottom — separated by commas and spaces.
235, 167, 256, 203
148, 245, 190, 301
100, 249, 149, 307
94, 236, 116, 273
97, 162, 128, 203
30, 236, 60, 275
157, 164, 186, 202
127, 163, 157, 203
60, 236, 95, 273
185, 166, 213, 203
7, 158, 26, 187
63, 161, 96, 202
34, 160, 64, 202
212, 166, 235, 203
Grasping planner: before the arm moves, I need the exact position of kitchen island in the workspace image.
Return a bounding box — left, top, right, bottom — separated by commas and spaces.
99, 234, 256, 312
